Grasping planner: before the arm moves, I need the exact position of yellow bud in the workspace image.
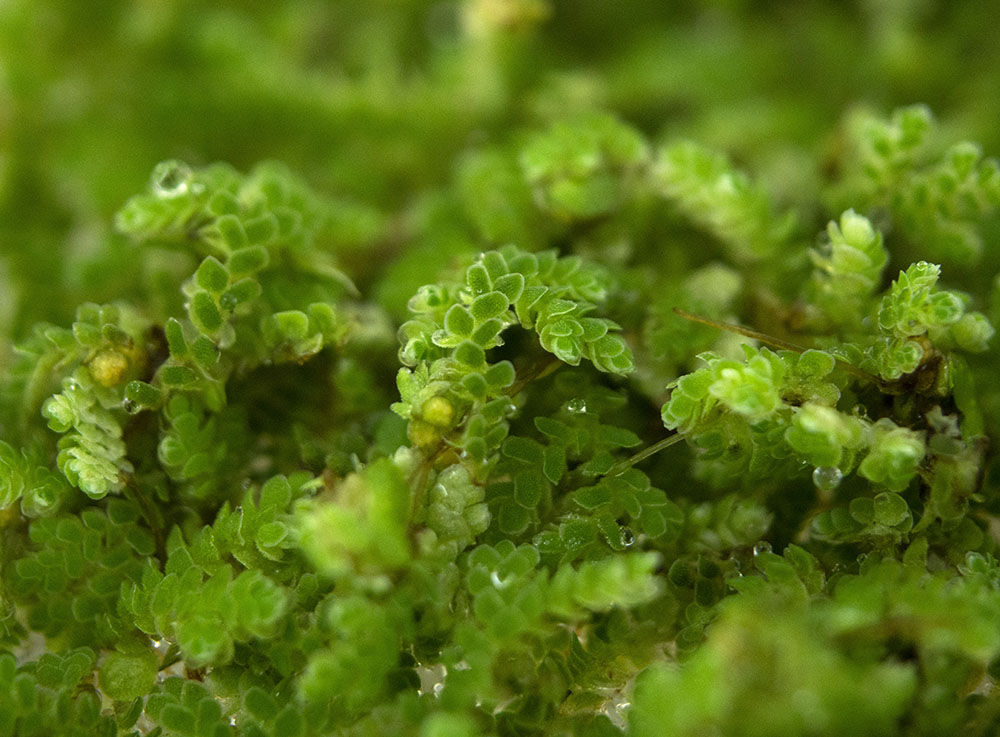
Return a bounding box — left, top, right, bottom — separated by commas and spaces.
89, 350, 129, 387
465, 0, 550, 35
408, 420, 441, 449
421, 396, 455, 428
0, 504, 19, 526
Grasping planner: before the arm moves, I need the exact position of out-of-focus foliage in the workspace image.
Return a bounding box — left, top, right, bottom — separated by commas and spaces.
3, 1, 1000, 736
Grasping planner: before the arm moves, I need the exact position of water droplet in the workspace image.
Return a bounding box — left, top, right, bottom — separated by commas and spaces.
490, 571, 510, 589
851, 404, 869, 420
219, 292, 238, 311
122, 398, 138, 414
812, 466, 843, 492
151, 160, 193, 198
433, 682, 445, 697
753, 541, 772, 557
566, 398, 588, 414
621, 528, 634, 547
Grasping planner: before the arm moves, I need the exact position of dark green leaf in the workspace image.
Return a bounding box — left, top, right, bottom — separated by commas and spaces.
498, 503, 530, 535
542, 443, 566, 483
484, 360, 515, 388
161, 704, 197, 735
216, 214, 248, 250
466, 263, 492, 294
471, 291, 510, 322
161, 365, 197, 386
221, 278, 262, 309
244, 687, 279, 720
472, 318, 504, 346
195, 256, 229, 293
494, 272, 526, 302
273, 311, 310, 341
190, 335, 220, 368
165, 317, 188, 357
444, 304, 474, 337
514, 471, 545, 508
454, 340, 486, 368
228, 245, 270, 276
191, 291, 223, 333
503, 436, 544, 464
125, 380, 162, 408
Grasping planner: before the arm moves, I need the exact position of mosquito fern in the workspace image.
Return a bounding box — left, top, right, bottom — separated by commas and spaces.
3, 5, 1000, 737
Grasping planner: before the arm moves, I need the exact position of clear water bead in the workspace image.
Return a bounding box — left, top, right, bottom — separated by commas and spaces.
753, 541, 772, 557
812, 465, 843, 491
566, 398, 587, 414
219, 292, 238, 311
151, 160, 193, 198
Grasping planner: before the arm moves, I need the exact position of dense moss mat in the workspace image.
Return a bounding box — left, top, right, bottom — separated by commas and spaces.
2, 2, 1000, 736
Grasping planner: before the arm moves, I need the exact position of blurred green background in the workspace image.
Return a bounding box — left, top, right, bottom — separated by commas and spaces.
2, 0, 999, 343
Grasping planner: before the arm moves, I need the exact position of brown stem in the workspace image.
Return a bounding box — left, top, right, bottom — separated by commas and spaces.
604, 432, 685, 478
672, 308, 889, 389
123, 475, 167, 567
508, 356, 562, 397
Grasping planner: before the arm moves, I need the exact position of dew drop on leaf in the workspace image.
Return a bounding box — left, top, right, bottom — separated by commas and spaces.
753, 541, 772, 557
151, 160, 193, 198
566, 398, 588, 414
812, 466, 843, 491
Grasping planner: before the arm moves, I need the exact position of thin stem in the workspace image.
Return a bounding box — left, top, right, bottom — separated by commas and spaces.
605, 432, 685, 477
408, 444, 444, 521
508, 356, 562, 397
672, 308, 889, 389
673, 307, 808, 354
158, 643, 182, 673
123, 476, 167, 566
